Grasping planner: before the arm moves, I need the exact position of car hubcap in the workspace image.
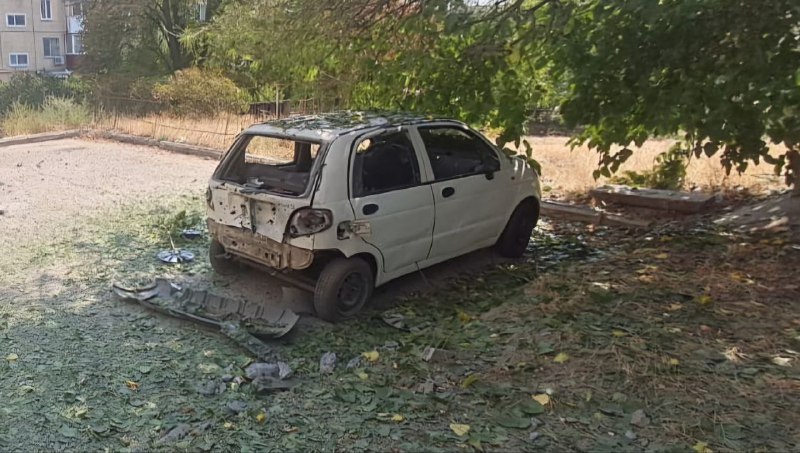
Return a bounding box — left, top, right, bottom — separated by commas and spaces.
337, 272, 367, 314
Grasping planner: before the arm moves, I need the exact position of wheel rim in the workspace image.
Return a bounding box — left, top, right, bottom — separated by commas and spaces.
336, 271, 368, 316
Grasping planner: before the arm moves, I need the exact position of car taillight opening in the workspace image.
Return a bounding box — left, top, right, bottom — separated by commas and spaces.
288, 208, 333, 237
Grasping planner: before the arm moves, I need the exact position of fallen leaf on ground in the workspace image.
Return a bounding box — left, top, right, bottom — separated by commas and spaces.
391, 414, 405, 422
532, 394, 551, 406
126, 380, 139, 391
6, 353, 18, 361
457, 310, 473, 323
772, 356, 791, 367
450, 423, 470, 437
362, 351, 380, 362
461, 374, 479, 388
256, 412, 267, 424
654, 253, 669, 259
553, 352, 570, 364
696, 295, 713, 305
612, 330, 627, 337
668, 303, 683, 311
692, 441, 713, 453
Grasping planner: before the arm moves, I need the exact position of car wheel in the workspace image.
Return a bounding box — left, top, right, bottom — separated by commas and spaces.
209, 239, 241, 275
314, 257, 374, 322
496, 199, 539, 258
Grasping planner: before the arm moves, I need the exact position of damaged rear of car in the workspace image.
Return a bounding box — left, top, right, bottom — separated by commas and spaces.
206, 132, 329, 272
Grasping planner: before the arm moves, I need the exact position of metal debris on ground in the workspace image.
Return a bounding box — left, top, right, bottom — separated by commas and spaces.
421, 346, 457, 363
112, 279, 299, 360
157, 249, 195, 263
320, 352, 337, 374
181, 229, 203, 240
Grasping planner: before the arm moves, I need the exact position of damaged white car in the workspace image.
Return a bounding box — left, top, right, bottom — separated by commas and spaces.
207, 113, 541, 321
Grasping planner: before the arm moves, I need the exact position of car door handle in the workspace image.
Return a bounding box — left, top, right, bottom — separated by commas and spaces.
362, 204, 379, 215
442, 187, 455, 198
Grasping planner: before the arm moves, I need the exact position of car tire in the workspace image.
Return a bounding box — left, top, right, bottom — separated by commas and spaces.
209, 239, 242, 275
496, 199, 539, 258
314, 257, 374, 322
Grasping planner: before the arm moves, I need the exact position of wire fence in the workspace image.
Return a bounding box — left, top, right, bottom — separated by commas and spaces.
89, 95, 567, 150
90, 95, 334, 150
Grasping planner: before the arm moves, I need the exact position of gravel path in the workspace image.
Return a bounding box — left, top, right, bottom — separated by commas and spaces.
0, 138, 217, 248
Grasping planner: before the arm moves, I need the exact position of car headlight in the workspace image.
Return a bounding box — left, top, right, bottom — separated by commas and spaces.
288, 208, 333, 237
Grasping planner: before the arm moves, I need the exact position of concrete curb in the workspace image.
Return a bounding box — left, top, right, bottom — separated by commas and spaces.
0, 128, 225, 160
0, 129, 84, 147
88, 130, 223, 160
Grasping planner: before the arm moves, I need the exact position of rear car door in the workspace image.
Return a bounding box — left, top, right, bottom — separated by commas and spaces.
412, 125, 510, 262
349, 128, 435, 274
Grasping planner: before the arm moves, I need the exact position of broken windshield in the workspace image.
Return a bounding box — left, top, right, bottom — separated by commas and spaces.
217, 134, 322, 196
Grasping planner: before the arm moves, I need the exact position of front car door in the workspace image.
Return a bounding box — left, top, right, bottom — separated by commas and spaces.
410, 124, 511, 264
349, 128, 435, 275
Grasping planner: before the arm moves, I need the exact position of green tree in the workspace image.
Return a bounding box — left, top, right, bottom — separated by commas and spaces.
83, 0, 223, 78
190, 0, 565, 147
552, 0, 800, 193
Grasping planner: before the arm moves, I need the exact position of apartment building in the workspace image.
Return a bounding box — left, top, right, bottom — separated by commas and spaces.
0, 0, 85, 81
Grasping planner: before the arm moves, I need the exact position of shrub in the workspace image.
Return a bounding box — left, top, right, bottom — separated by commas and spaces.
1, 97, 91, 136
153, 68, 245, 117
0, 74, 93, 115
610, 144, 689, 190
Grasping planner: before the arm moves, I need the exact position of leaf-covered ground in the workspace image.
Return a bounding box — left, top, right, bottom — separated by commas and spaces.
1, 192, 798, 452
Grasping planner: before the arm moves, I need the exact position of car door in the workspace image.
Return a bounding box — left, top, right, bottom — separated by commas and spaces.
349, 128, 435, 275
411, 124, 510, 262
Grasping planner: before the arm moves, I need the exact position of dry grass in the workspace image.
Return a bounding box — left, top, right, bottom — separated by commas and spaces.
93, 114, 786, 194
527, 136, 785, 196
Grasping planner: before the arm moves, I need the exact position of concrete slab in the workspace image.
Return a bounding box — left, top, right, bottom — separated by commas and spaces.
590, 185, 715, 213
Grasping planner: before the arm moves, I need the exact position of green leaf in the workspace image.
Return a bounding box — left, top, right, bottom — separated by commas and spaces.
517, 399, 545, 415
495, 414, 531, 429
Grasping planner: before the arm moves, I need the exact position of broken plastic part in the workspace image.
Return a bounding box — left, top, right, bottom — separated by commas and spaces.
112, 279, 299, 360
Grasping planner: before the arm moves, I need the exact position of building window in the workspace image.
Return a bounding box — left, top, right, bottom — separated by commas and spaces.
43, 38, 61, 58
67, 2, 84, 17
41, 0, 53, 20
7, 14, 26, 27
9, 53, 29, 68
67, 34, 84, 54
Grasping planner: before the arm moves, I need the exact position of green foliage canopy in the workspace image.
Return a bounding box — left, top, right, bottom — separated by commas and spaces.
553, 0, 800, 187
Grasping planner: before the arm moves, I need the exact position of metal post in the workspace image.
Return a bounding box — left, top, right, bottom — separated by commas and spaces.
275, 84, 280, 119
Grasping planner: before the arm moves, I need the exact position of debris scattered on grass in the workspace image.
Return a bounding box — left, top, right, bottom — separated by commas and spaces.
630, 409, 650, 427
244, 361, 294, 380
181, 228, 203, 240
381, 312, 411, 331
346, 356, 362, 369
157, 249, 195, 263
112, 279, 299, 361
226, 400, 248, 414
320, 352, 337, 374
421, 346, 456, 363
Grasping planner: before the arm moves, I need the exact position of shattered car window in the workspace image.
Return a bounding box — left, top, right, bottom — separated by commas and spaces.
218, 135, 321, 196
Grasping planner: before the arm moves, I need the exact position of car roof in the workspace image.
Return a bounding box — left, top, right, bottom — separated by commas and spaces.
242, 111, 465, 142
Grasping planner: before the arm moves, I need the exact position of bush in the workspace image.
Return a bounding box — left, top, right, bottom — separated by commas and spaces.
1, 97, 92, 136
153, 68, 245, 117
609, 144, 689, 190
0, 74, 93, 115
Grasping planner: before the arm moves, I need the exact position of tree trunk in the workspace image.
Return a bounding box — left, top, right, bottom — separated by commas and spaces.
787, 149, 800, 197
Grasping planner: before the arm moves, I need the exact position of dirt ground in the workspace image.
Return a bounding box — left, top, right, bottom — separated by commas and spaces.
0, 138, 217, 247
1, 138, 798, 452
